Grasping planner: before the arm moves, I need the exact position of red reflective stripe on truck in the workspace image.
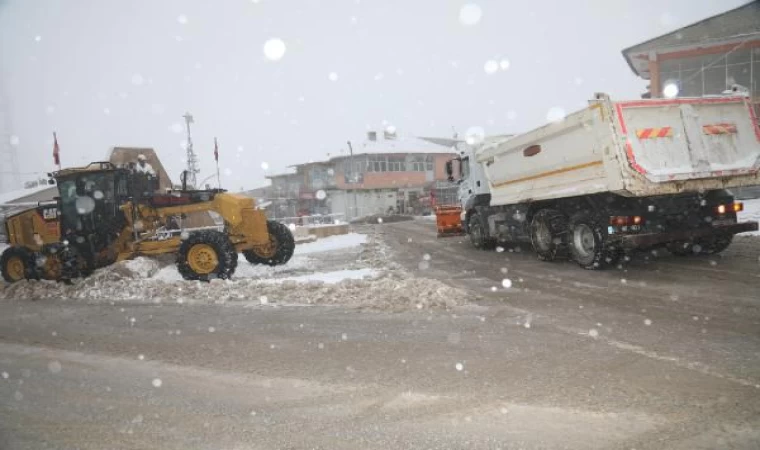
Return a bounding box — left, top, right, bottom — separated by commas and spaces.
702, 123, 737, 135
615, 103, 648, 176
635, 127, 673, 139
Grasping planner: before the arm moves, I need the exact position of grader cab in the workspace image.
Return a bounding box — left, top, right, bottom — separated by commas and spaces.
1, 161, 293, 283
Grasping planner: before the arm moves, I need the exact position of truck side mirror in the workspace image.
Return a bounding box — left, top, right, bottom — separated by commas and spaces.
445, 160, 454, 182
180, 171, 188, 191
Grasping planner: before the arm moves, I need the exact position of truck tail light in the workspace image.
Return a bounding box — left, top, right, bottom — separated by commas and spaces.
609, 216, 645, 226
715, 203, 742, 215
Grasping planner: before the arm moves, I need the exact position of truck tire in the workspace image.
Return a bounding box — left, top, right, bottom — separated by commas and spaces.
243, 220, 295, 266
530, 209, 568, 262
568, 213, 614, 270
177, 230, 238, 281
696, 235, 733, 255
0, 246, 36, 283
468, 214, 495, 250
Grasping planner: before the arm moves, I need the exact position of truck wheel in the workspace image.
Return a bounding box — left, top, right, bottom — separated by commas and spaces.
177, 230, 238, 281
243, 220, 295, 266
468, 214, 494, 250
569, 213, 613, 270
0, 246, 36, 283
530, 209, 568, 261
695, 235, 733, 255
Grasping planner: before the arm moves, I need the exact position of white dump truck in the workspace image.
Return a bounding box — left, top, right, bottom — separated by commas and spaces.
442, 93, 760, 269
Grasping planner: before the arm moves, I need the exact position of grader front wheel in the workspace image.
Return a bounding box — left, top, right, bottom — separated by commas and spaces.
176, 230, 238, 281
243, 220, 295, 266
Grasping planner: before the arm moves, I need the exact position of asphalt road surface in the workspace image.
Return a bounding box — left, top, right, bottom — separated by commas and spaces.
1, 218, 759, 449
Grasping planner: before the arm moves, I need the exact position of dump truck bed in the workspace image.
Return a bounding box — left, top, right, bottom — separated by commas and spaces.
477, 95, 760, 206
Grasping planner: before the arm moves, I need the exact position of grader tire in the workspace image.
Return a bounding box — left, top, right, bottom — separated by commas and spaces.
243, 220, 295, 266
0, 246, 36, 283
177, 230, 238, 281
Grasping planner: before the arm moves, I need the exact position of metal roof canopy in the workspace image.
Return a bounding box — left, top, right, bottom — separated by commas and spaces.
622, 1, 760, 79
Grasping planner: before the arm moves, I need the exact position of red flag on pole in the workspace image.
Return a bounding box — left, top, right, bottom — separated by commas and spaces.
214, 137, 219, 162
52, 132, 60, 167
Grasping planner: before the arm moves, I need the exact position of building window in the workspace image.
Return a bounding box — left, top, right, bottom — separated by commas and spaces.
659, 48, 756, 98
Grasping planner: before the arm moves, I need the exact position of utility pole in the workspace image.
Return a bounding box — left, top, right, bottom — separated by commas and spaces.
183, 112, 199, 189
347, 141, 358, 220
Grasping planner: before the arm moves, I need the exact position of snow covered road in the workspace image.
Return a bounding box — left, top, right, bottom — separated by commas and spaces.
0, 220, 759, 449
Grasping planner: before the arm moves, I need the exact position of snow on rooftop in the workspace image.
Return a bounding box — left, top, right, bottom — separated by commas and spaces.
329, 136, 455, 160
0, 183, 57, 205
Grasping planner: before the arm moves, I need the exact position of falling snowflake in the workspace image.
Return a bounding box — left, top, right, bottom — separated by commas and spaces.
546, 107, 566, 123
499, 59, 510, 70
455, 362, 464, 371
316, 190, 327, 200
484, 60, 499, 75
318, 343, 324, 349
177, 15, 188, 24
259, 295, 269, 305
131, 74, 144, 86
495, 246, 505, 253
138, 354, 145, 360
208, 326, 216, 333
328, 72, 338, 82
169, 123, 183, 134
377, 217, 383, 224
644, 319, 652, 326
34, 35, 42, 42
341, 333, 348, 341
261, 162, 269, 170
9, 135, 19, 146
459, 4, 482, 26
490, 286, 497, 292
500, 267, 508, 274
465, 126, 485, 145
263, 38, 286, 61
152, 378, 162, 388
500, 407, 509, 414
422, 253, 431, 261
47, 361, 62, 374
588, 329, 599, 338
502, 279, 512, 288
1, 372, 8, 379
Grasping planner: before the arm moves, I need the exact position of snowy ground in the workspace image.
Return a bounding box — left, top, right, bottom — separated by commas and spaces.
738, 198, 760, 235
0, 232, 468, 310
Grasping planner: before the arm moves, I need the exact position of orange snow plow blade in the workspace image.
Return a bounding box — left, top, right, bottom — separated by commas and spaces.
434, 206, 464, 237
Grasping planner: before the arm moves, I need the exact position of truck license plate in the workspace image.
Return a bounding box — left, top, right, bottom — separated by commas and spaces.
713, 218, 736, 226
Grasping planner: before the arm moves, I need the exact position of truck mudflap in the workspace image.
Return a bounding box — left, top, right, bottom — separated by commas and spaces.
618, 222, 758, 249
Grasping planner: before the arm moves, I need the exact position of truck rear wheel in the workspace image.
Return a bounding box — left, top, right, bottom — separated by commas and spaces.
243, 220, 295, 266
696, 235, 733, 255
530, 209, 568, 261
1, 246, 36, 283
569, 213, 616, 270
177, 230, 238, 281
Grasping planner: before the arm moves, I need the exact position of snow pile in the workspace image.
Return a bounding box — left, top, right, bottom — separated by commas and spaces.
738, 198, 760, 236
0, 270, 466, 310
0, 232, 468, 310
294, 233, 367, 254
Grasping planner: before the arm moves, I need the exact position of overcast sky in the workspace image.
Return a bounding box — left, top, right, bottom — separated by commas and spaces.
0, 0, 747, 192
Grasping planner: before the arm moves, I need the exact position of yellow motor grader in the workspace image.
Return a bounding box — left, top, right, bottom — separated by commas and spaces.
1, 161, 294, 283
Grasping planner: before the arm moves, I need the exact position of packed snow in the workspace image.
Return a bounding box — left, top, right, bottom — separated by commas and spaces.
0, 232, 467, 310
738, 198, 760, 236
